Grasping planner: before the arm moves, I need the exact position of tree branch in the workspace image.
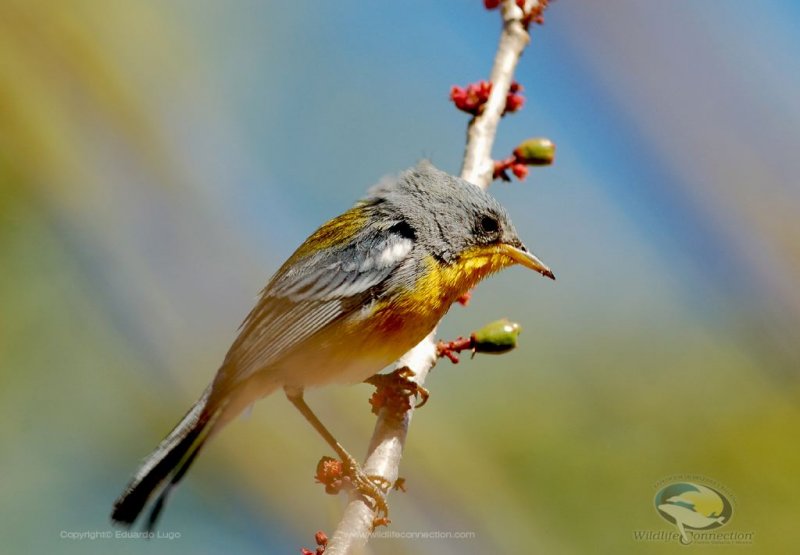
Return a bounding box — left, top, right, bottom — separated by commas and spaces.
324, 2, 540, 552
461, 0, 536, 189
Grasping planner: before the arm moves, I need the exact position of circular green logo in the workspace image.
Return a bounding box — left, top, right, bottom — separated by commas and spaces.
654, 482, 732, 545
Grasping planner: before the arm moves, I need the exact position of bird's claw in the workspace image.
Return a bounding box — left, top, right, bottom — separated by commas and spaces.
366, 367, 430, 421
342, 456, 390, 521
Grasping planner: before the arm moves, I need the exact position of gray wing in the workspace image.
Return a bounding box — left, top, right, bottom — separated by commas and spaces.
214, 220, 415, 393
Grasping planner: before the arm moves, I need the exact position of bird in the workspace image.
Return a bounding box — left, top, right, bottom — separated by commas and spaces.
111, 160, 554, 530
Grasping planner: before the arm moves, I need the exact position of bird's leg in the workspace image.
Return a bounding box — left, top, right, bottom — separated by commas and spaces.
285, 389, 390, 518
365, 366, 430, 422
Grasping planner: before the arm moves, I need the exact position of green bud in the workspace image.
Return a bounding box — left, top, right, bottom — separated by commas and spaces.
471, 319, 522, 354
513, 137, 555, 166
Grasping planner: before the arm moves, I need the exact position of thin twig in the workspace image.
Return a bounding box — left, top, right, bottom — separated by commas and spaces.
462, 0, 538, 189
324, 2, 539, 552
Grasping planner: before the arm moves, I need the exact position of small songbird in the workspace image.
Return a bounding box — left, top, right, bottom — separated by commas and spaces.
111, 161, 554, 530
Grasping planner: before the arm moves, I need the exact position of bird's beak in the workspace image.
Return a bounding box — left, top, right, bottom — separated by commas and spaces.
500, 242, 555, 280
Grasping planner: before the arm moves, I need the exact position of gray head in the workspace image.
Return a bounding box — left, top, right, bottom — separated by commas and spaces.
364, 161, 554, 279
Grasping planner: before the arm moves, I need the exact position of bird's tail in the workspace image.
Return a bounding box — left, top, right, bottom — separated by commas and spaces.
111, 386, 221, 531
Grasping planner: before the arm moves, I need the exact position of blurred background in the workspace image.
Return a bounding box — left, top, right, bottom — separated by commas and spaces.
2, 0, 798, 553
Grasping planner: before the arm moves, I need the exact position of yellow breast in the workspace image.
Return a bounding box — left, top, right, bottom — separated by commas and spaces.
297, 247, 514, 386
361, 248, 514, 352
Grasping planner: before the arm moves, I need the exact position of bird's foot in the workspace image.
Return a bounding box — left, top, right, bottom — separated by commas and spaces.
343, 456, 391, 525
365, 367, 429, 422
315, 455, 391, 526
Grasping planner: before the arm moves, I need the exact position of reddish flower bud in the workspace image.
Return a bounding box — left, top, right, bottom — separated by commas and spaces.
450, 80, 493, 115
315, 531, 328, 547
484, 0, 502, 9
504, 93, 525, 113
315, 456, 344, 495
502, 81, 525, 114
521, 0, 550, 27
511, 163, 529, 180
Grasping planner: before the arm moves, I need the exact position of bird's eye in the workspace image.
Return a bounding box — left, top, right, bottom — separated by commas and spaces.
480, 215, 500, 234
